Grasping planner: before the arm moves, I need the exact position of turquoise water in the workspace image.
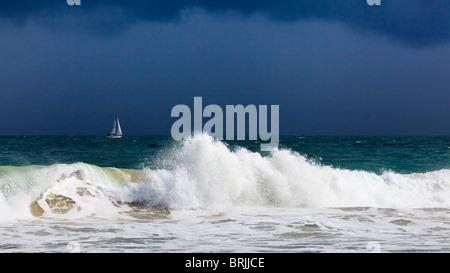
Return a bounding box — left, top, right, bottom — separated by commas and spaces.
0, 135, 449, 252
1, 136, 448, 173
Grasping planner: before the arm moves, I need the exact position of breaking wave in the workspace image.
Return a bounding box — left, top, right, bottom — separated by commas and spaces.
0, 134, 449, 221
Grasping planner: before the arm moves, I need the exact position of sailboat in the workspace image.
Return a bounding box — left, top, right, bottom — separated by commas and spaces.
106, 114, 123, 138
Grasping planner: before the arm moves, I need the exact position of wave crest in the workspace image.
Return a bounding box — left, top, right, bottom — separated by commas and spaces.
0, 135, 449, 221
123, 135, 450, 210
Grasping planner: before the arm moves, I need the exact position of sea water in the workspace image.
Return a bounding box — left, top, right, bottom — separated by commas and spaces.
0, 135, 449, 252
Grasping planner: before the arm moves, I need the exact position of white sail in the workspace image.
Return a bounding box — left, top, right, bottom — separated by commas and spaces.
106, 115, 123, 138
116, 117, 122, 136
110, 118, 117, 135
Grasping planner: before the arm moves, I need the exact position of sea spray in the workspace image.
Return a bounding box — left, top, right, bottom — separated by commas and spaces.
0, 135, 448, 252
0, 163, 138, 221
123, 134, 450, 210
0, 135, 449, 222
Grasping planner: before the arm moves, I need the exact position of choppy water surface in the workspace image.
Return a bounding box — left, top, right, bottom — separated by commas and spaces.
0, 135, 449, 252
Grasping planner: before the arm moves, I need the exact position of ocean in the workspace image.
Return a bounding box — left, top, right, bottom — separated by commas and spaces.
0, 135, 449, 253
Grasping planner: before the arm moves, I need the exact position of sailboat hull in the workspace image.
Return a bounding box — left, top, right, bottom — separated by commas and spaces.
106, 114, 123, 138
105, 134, 122, 138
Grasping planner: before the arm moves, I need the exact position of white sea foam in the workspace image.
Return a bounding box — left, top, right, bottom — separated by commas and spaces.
123, 134, 450, 210
0, 163, 135, 221
0, 134, 449, 222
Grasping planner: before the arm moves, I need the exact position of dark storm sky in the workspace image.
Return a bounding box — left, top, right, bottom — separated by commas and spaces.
0, 0, 449, 135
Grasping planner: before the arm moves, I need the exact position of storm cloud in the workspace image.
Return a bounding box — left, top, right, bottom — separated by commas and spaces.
0, 0, 449, 47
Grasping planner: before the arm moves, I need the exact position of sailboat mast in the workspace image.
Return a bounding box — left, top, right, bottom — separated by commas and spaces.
111, 116, 117, 135
116, 115, 122, 136
106, 114, 123, 138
